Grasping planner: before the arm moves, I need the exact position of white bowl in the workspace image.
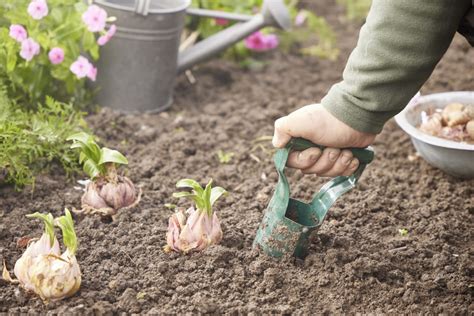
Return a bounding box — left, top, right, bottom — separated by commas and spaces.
394, 91, 474, 179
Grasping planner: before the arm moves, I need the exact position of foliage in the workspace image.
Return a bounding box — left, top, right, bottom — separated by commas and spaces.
0, 80, 87, 189
0, 0, 109, 108
173, 179, 227, 216
337, 0, 371, 21
68, 132, 128, 180
187, 0, 338, 61
55, 209, 78, 255
216, 150, 234, 164
398, 228, 409, 237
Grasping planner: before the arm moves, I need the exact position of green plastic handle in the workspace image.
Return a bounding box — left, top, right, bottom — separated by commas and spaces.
288, 138, 374, 165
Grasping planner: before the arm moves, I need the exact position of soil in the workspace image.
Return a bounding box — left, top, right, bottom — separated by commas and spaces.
1, 1, 473, 314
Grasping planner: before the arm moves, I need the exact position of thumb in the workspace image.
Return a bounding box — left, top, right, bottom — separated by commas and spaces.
272, 116, 292, 148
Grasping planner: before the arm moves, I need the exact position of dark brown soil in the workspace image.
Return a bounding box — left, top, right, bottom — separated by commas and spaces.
1, 1, 473, 314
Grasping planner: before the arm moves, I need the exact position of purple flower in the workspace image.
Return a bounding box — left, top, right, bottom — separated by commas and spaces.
214, 18, 229, 26
82, 5, 107, 33
244, 31, 279, 52
295, 11, 307, 26
27, 0, 49, 20
9, 24, 28, 42
48, 47, 64, 64
87, 66, 97, 81
97, 24, 116, 46
70, 56, 92, 79
20, 38, 40, 61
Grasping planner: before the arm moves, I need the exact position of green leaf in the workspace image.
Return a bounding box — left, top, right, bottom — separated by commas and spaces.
173, 191, 205, 210
203, 179, 213, 214
26, 212, 56, 246
55, 209, 78, 255
83, 159, 101, 179
67, 132, 92, 144
210, 186, 227, 207
99, 147, 128, 165
176, 179, 204, 195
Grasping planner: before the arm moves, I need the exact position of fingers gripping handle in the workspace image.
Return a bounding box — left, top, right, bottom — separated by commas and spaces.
274, 137, 374, 173
288, 138, 375, 165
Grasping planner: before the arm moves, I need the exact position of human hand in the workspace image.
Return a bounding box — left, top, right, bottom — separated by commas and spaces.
273, 104, 376, 177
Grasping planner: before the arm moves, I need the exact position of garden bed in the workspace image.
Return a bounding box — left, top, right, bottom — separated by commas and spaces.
1, 1, 473, 313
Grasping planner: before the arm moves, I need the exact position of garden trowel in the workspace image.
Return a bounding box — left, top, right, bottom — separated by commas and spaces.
253, 138, 374, 259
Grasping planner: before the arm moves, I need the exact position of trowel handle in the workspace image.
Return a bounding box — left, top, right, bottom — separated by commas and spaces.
288, 138, 374, 165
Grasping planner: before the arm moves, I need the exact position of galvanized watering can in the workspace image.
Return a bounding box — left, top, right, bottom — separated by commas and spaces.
94, 0, 291, 112
254, 138, 375, 259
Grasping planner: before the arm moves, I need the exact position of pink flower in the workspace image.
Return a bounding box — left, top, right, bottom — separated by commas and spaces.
97, 24, 116, 46
214, 18, 229, 26
27, 0, 49, 20
9, 24, 28, 42
20, 38, 40, 61
244, 31, 279, 52
70, 56, 92, 79
295, 11, 307, 26
87, 66, 97, 81
48, 47, 64, 65
82, 5, 107, 33
165, 207, 222, 253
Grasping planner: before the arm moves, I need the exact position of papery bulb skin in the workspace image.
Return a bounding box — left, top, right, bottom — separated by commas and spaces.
28, 249, 81, 301
165, 207, 223, 254
81, 176, 139, 215
99, 176, 137, 209
14, 233, 60, 291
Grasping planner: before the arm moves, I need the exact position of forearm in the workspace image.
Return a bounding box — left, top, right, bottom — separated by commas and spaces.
322, 0, 471, 134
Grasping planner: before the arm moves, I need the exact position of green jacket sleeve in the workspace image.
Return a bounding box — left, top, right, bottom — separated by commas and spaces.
321, 0, 472, 134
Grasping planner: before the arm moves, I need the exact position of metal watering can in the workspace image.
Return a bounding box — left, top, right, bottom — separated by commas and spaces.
93, 0, 291, 113
254, 138, 375, 259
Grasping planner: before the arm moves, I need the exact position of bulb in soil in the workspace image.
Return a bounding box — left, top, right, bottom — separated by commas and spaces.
12, 235, 81, 301
81, 175, 139, 216
165, 207, 223, 253
14, 233, 60, 292
27, 250, 81, 301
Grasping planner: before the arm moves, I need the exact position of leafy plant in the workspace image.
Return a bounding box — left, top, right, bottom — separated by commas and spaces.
173, 179, 227, 216
0, 0, 115, 107
68, 132, 140, 216
0, 80, 87, 189
216, 150, 235, 164
67, 132, 128, 180
398, 228, 409, 237
166, 179, 228, 253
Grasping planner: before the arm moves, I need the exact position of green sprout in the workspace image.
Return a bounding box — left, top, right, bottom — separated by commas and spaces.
398, 228, 409, 237
173, 179, 227, 216
55, 209, 78, 255
216, 150, 234, 164
67, 132, 128, 180
26, 212, 56, 246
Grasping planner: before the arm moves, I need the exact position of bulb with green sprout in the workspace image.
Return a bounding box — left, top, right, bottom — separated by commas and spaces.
165, 179, 227, 253
68, 132, 140, 216
3, 210, 81, 302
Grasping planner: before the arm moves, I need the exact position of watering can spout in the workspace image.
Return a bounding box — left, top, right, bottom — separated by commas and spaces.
177, 0, 291, 73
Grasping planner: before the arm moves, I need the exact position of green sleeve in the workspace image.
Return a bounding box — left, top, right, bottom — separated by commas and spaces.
321, 0, 471, 134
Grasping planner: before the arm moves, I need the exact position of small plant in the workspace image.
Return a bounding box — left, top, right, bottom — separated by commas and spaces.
216, 150, 235, 164
165, 179, 227, 254
68, 132, 140, 216
3, 209, 81, 302
398, 228, 409, 237
0, 80, 86, 189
